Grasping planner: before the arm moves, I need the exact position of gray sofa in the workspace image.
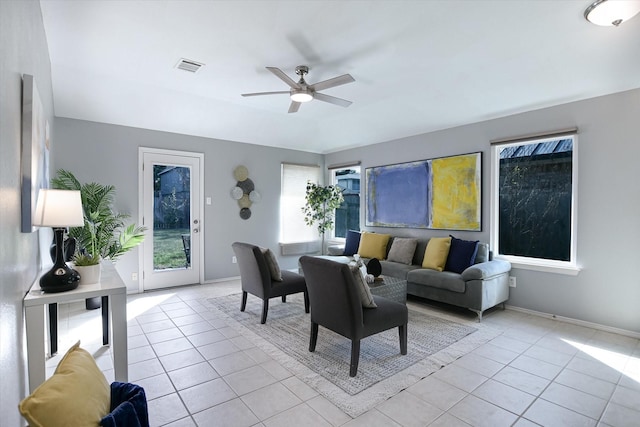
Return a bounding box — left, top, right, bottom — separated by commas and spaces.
328, 236, 511, 321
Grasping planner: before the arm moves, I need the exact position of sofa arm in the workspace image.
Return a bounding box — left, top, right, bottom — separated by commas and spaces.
327, 245, 345, 256
461, 260, 511, 281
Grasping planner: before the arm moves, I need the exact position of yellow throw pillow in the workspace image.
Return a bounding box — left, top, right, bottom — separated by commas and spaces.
422, 237, 452, 271
19, 341, 110, 427
357, 232, 391, 259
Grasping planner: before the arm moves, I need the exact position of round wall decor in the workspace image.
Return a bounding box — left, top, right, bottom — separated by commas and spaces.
231, 165, 259, 220
240, 208, 252, 219
233, 165, 249, 182
230, 186, 243, 200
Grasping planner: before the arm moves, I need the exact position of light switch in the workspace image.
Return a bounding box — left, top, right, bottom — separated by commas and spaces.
206, 197, 211, 205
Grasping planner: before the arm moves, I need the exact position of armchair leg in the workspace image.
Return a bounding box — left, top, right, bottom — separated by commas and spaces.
261, 299, 269, 324
303, 290, 310, 313
399, 324, 408, 355
309, 322, 318, 352
240, 291, 248, 312
282, 295, 286, 303
350, 339, 361, 377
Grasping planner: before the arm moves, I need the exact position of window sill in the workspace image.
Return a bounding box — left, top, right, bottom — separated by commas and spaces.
496, 255, 581, 276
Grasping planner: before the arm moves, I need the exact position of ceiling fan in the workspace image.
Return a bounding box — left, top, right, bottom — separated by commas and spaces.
242, 65, 355, 113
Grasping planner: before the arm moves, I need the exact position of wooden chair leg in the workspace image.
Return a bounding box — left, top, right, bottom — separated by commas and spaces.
399, 324, 408, 355
350, 339, 361, 377
303, 290, 310, 313
240, 291, 248, 312
309, 322, 318, 352
281, 295, 286, 303
260, 299, 269, 324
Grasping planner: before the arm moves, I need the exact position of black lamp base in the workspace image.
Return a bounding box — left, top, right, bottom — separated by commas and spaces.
39, 264, 80, 293
40, 227, 81, 293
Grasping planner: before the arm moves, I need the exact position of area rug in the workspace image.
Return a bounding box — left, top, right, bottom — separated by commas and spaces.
206, 293, 500, 417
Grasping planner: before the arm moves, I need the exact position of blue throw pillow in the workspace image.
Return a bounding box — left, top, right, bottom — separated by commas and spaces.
445, 236, 479, 274
343, 230, 361, 256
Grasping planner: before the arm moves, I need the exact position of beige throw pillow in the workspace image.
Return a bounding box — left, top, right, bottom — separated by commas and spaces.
350, 264, 377, 308
261, 248, 283, 281
387, 238, 418, 265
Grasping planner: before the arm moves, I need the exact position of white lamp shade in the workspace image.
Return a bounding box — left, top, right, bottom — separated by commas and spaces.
33, 189, 84, 227
585, 0, 640, 26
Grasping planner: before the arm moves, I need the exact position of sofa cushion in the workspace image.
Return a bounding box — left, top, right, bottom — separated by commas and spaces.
387, 238, 418, 265
357, 232, 391, 259
350, 264, 377, 308
380, 260, 422, 280
19, 341, 110, 427
408, 269, 466, 293
343, 230, 361, 256
445, 236, 479, 274
421, 237, 452, 271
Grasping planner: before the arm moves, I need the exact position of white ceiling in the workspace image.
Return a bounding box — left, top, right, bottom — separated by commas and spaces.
40, 0, 640, 154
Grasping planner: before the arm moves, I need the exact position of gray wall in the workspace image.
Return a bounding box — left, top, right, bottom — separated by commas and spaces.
52, 118, 323, 291
0, 1, 55, 424
326, 88, 640, 334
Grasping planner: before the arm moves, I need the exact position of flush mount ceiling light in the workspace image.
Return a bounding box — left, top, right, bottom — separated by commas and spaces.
584, 0, 640, 26
290, 89, 313, 103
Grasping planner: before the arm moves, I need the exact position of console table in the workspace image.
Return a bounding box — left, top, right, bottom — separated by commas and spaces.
23, 261, 128, 393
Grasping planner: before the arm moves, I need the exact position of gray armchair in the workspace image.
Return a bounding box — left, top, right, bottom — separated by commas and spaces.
299, 256, 408, 377
232, 242, 309, 324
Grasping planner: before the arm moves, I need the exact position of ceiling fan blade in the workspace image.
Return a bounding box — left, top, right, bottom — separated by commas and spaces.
310, 74, 355, 92
288, 101, 301, 113
242, 91, 290, 97
313, 92, 352, 108
266, 67, 301, 89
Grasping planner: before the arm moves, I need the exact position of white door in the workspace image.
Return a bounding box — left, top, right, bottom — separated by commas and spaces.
140, 149, 203, 290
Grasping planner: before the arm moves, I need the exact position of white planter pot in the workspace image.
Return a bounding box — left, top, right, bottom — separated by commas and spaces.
75, 263, 101, 285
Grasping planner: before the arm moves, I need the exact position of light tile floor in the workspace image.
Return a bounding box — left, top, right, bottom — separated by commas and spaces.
48, 280, 640, 427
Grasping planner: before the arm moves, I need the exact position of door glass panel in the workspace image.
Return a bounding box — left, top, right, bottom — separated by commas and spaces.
153, 164, 191, 271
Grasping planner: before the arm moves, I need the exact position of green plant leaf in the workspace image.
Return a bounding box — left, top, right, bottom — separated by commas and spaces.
301, 181, 344, 235
51, 169, 146, 263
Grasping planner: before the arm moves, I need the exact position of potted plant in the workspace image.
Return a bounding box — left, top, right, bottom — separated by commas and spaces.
51, 170, 145, 290
302, 181, 344, 254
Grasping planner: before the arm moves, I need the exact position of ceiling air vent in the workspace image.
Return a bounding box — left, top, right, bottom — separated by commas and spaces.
175, 58, 204, 73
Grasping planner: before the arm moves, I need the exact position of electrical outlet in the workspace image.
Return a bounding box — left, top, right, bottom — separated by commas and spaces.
131, 272, 138, 281
509, 276, 516, 288
232, 256, 237, 264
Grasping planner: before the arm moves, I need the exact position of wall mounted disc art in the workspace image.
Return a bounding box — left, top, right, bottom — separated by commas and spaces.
232, 165, 260, 220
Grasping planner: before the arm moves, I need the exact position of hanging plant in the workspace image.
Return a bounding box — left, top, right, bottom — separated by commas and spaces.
302, 182, 344, 252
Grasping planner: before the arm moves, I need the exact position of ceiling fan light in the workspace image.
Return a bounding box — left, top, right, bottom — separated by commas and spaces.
290, 90, 313, 103
584, 0, 640, 26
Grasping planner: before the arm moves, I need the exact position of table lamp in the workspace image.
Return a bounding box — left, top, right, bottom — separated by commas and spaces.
33, 189, 84, 293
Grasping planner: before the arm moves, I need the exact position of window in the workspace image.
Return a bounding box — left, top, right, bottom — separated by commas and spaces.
331, 166, 361, 238
491, 134, 579, 274
281, 163, 320, 243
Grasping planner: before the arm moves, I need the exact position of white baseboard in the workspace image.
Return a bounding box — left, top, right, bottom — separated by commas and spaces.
505, 304, 640, 339
202, 275, 240, 284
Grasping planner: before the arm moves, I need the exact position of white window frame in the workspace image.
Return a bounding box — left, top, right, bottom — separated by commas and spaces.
490, 134, 580, 275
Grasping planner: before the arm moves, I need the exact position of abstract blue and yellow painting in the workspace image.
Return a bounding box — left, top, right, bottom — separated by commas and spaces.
366, 153, 481, 230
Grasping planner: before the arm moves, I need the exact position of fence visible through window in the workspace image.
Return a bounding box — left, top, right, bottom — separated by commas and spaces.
153, 164, 191, 270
